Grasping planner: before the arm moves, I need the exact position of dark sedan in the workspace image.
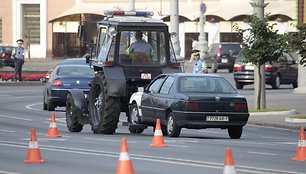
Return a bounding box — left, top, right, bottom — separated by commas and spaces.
233, 51, 298, 89
128, 73, 249, 139
43, 64, 94, 111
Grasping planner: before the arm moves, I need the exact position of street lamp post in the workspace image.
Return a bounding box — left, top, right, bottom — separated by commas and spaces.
197, 1, 208, 59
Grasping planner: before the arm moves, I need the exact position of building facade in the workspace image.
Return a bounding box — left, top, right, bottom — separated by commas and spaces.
0, 0, 298, 59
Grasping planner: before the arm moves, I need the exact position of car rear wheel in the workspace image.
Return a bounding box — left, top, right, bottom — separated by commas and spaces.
167, 112, 181, 137
47, 99, 55, 111
228, 67, 233, 73
228, 126, 243, 139
128, 103, 145, 134
292, 79, 298, 88
235, 82, 244, 89
271, 75, 280, 89
43, 96, 47, 110
66, 94, 83, 132
212, 63, 217, 73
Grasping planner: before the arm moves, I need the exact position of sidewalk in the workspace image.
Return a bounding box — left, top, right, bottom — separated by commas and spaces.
0, 58, 305, 131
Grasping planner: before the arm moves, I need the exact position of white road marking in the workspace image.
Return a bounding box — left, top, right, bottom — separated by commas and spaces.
248, 151, 276, 156
84, 137, 137, 143
213, 139, 274, 146
276, 142, 296, 145
0, 170, 23, 174
0, 115, 32, 121
0, 90, 38, 93
8, 96, 40, 100
0, 129, 15, 133
25, 102, 42, 111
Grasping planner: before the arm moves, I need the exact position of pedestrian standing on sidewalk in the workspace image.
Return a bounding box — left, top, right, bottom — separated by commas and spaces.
12, 39, 25, 81
192, 49, 208, 74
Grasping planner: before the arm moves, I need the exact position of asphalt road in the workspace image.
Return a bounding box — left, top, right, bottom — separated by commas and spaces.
0, 86, 305, 174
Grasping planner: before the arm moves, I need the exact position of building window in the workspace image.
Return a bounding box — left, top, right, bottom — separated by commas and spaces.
0, 19, 2, 43
22, 4, 40, 44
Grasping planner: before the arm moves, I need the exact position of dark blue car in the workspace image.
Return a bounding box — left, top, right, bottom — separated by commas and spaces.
43, 63, 94, 111
128, 73, 249, 138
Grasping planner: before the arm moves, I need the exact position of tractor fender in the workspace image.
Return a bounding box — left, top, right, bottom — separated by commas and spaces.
67, 89, 88, 119
102, 66, 126, 97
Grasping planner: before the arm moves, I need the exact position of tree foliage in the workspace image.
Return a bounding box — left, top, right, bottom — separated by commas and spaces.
284, 24, 306, 67
234, 14, 285, 66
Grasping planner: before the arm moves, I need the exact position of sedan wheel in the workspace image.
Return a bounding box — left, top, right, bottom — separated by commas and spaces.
128, 103, 145, 134
228, 126, 243, 139
167, 113, 181, 137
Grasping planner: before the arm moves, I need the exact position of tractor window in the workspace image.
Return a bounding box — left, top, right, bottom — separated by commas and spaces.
97, 29, 114, 62
119, 30, 167, 66
95, 27, 107, 58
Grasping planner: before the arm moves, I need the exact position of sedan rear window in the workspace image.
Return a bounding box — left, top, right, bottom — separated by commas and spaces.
179, 76, 237, 94
57, 65, 94, 77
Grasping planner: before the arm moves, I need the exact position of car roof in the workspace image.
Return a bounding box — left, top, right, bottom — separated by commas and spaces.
162, 73, 223, 78
57, 58, 86, 65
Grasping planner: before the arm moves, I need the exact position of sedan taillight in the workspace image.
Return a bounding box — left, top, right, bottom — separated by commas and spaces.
51, 79, 63, 87
184, 102, 200, 111
264, 64, 273, 71
234, 103, 248, 111
234, 64, 243, 71
217, 47, 221, 59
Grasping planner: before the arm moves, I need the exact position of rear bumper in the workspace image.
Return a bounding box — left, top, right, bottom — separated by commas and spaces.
172, 111, 249, 129
49, 89, 89, 106
233, 71, 274, 84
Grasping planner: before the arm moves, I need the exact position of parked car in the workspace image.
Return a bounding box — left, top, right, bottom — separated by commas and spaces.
128, 73, 249, 139
0, 46, 15, 68
42, 63, 94, 111
233, 51, 298, 89
204, 42, 241, 73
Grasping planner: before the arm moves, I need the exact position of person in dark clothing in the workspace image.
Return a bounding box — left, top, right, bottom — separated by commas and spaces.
12, 39, 25, 81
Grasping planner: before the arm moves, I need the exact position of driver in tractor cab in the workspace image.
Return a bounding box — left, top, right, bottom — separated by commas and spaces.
125, 31, 153, 63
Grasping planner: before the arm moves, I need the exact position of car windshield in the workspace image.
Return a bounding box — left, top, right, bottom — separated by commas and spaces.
56, 65, 94, 77
179, 76, 237, 94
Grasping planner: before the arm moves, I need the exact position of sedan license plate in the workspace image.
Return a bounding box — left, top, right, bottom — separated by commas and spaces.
141, 73, 151, 80
206, 116, 229, 122
221, 59, 228, 63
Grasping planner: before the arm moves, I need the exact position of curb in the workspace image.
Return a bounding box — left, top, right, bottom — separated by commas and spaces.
285, 117, 306, 123
249, 110, 296, 116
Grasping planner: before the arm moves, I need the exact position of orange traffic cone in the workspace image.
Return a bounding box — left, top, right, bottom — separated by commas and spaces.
223, 147, 236, 174
45, 112, 61, 138
24, 128, 45, 164
150, 119, 167, 147
292, 127, 306, 161
116, 137, 134, 174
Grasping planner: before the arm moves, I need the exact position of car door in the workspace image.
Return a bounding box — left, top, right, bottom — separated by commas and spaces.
152, 76, 175, 122
140, 75, 167, 121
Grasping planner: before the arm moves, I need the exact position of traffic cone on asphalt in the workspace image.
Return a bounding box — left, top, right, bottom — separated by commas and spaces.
292, 127, 306, 161
24, 128, 45, 164
116, 137, 134, 174
45, 112, 61, 138
223, 147, 236, 174
150, 119, 167, 147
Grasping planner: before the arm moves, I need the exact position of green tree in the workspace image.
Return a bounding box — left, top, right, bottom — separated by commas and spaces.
234, 14, 286, 109
284, 24, 306, 67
